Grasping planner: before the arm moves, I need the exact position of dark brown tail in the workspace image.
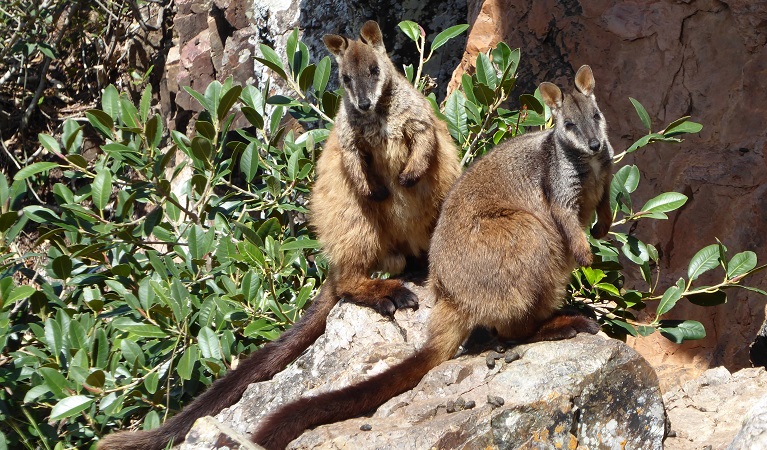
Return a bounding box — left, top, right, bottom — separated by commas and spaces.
252, 300, 468, 450
98, 285, 338, 450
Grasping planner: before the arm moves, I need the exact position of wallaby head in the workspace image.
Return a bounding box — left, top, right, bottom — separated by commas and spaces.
323, 21, 393, 113
540, 65, 608, 157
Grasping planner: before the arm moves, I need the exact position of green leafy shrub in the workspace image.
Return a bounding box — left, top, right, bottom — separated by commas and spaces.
0, 20, 764, 450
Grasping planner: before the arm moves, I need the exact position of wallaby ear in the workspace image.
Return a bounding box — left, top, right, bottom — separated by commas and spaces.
539, 82, 563, 110
359, 20, 385, 52
574, 65, 595, 96
323, 34, 348, 58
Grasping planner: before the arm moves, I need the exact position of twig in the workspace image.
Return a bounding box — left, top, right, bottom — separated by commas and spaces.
20, 1, 79, 130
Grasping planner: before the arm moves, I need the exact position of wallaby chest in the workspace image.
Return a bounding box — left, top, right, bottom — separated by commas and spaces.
349, 111, 414, 181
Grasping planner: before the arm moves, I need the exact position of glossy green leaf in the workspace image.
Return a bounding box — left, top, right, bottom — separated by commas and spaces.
298, 64, 316, 93
257, 217, 281, 240
663, 116, 702, 136
38, 133, 61, 154
144, 372, 159, 395
197, 327, 221, 359
444, 90, 468, 143
658, 320, 706, 343
280, 239, 321, 251
398, 20, 420, 42
85, 109, 114, 138
184, 86, 213, 112
431, 24, 469, 51
286, 28, 299, 71
92, 170, 112, 212
112, 318, 167, 338
313, 56, 332, 93
51, 255, 73, 279
640, 192, 687, 214
621, 236, 649, 265
50, 395, 94, 420
140, 84, 152, 122
102, 85, 120, 121
475, 52, 497, 90
120, 96, 140, 128
6, 285, 36, 304
240, 142, 259, 182
145, 114, 162, 150
519, 94, 544, 115
688, 244, 720, 281
178, 344, 200, 381
629, 97, 651, 131
609, 319, 637, 337
13, 162, 59, 181
686, 290, 727, 306
218, 85, 242, 120
727, 251, 757, 278
656, 285, 682, 316
39, 367, 67, 398
626, 133, 662, 153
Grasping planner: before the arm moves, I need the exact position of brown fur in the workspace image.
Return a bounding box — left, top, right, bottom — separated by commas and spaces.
312, 21, 460, 313
97, 21, 459, 450
252, 66, 612, 450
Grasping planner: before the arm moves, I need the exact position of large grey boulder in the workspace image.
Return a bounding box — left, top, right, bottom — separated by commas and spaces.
181, 283, 666, 449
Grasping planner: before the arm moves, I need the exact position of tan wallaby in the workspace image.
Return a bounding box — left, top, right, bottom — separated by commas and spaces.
252, 65, 613, 450
97, 21, 460, 450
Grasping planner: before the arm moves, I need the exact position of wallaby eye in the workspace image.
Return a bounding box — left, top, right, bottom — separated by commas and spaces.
593, 112, 601, 121
342, 74, 351, 84
564, 121, 576, 130
370, 66, 380, 76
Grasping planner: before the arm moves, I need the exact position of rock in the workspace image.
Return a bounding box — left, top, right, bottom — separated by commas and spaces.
752, 318, 767, 368
663, 366, 767, 450
728, 393, 767, 450
180, 416, 263, 450
185, 284, 666, 449
163, 0, 468, 133
454, 0, 767, 391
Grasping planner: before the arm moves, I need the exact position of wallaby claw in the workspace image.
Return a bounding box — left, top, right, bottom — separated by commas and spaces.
388, 285, 419, 311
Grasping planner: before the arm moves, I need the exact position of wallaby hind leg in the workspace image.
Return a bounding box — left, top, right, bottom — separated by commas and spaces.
529, 312, 601, 342
332, 274, 418, 316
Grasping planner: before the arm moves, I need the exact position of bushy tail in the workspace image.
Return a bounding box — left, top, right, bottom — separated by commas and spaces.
97, 286, 338, 450
252, 300, 467, 450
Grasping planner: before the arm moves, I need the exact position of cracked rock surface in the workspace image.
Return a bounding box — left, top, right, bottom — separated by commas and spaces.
664, 366, 767, 450
182, 283, 666, 449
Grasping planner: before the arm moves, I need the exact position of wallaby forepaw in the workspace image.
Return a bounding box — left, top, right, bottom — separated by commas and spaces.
590, 221, 610, 239
388, 284, 419, 311
579, 318, 602, 335
367, 286, 418, 317
398, 172, 420, 188
574, 247, 593, 267
370, 298, 397, 317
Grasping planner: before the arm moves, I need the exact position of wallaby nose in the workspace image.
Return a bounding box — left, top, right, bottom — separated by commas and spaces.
358, 99, 371, 111
589, 139, 601, 151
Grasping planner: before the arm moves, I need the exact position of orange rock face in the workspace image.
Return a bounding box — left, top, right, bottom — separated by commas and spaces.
455, 0, 767, 389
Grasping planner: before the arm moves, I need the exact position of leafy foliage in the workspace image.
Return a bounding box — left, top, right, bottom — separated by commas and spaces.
0, 20, 764, 450
1, 41, 336, 449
